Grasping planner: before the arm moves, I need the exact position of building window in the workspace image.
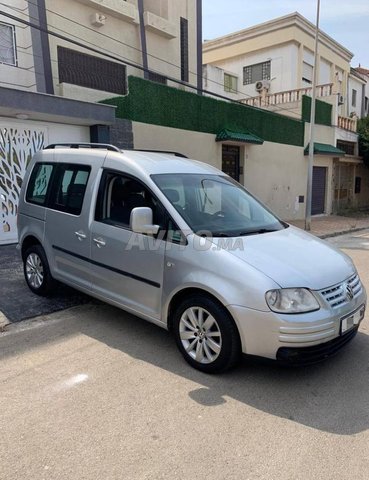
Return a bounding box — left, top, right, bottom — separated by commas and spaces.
302, 61, 313, 85
337, 140, 355, 156
352, 89, 357, 107
243, 61, 270, 85
224, 73, 238, 93
147, 71, 167, 85
365, 97, 369, 114
58, 46, 126, 95
180, 17, 189, 82
0, 22, 16, 66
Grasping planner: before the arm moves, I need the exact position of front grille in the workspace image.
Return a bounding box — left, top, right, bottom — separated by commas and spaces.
320, 274, 362, 309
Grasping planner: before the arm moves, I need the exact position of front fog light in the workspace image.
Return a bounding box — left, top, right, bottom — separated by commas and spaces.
265, 288, 320, 314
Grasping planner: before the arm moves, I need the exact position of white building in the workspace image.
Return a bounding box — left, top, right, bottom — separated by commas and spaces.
354, 67, 369, 118
203, 12, 369, 217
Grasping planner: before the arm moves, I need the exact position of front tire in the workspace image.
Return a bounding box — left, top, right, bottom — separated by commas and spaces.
24, 245, 56, 296
173, 295, 241, 373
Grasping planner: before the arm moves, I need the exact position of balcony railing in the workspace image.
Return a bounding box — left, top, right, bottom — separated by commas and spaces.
338, 115, 357, 133
240, 83, 333, 107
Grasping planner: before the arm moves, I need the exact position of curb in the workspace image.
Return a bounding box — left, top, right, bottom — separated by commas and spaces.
0, 310, 10, 332
318, 226, 369, 239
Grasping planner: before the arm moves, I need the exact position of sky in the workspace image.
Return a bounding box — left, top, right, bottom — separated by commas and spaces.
202, 0, 369, 68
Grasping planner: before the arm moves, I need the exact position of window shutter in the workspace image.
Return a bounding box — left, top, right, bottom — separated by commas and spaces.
58, 46, 126, 95
180, 17, 189, 82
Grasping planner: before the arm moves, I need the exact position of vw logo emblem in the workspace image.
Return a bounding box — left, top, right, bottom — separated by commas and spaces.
345, 283, 354, 301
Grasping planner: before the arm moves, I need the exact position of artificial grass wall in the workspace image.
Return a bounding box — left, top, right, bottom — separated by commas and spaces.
103, 76, 305, 147
301, 95, 332, 126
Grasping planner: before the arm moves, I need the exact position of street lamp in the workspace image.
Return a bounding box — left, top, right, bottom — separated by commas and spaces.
305, 0, 321, 231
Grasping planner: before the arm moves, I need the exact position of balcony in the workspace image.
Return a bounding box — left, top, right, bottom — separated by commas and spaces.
338, 115, 357, 133
240, 83, 333, 107
143, 11, 177, 38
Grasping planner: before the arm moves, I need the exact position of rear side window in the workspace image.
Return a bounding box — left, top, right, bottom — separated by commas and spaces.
49, 164, 91, 215
26, 163, 54, 205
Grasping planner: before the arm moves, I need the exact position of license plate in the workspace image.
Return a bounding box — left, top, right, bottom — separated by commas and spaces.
340, 304, 365, 335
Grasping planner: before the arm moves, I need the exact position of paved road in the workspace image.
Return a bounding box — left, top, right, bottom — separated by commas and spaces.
1, 231, 369, 480
0, 244, 96, 322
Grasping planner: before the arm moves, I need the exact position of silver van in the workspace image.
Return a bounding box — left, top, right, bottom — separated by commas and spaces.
17, 143, 366, 372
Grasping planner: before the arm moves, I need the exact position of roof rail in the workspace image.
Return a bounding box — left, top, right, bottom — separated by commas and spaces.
44, 143, 121, 152
130, 149, 188, 158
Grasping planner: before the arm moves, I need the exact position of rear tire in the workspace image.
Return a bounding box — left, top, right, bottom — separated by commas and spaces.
173, 294, 241, 373
24, 245, 56, 296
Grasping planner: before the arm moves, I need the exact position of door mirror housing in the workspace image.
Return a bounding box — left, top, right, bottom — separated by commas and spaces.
130, 207, 160, 235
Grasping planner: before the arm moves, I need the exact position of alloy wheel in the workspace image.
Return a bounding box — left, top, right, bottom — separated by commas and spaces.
179, 307, 222, 364
26, 253, 44, 289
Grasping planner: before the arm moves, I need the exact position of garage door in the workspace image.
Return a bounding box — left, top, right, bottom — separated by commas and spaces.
312, 166, 327, 215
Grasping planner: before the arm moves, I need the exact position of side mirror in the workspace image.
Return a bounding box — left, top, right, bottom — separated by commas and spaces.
130, 207, 160, 235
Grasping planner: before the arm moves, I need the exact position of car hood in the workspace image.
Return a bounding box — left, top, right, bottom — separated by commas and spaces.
221, 226, 355, 290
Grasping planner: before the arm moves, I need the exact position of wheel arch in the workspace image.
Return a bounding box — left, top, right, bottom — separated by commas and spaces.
166, 287, 237, 334
21, 235, 42, 261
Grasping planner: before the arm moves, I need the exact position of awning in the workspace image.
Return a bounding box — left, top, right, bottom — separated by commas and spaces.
304, 142, 346, 156
215, 128, 264, 145
0, 86, 116, 126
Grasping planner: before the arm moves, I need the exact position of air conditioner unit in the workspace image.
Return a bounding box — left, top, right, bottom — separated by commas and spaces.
337, 94, 345, 105
90, 13, 106, 27
255, 80, 270, 92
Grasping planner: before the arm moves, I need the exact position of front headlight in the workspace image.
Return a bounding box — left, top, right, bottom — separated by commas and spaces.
265, 288, 320, 314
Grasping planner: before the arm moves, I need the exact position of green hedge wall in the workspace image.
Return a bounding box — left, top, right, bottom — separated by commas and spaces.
103, 76, 304, 147
301, 95, 332, 126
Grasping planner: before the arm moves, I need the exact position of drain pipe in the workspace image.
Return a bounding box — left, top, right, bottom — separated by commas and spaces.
137, 0, 149, 78
305, 0, 321, 231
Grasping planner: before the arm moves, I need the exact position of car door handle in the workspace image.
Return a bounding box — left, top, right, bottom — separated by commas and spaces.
93, 237, 106, 248
75, 231, 87, 240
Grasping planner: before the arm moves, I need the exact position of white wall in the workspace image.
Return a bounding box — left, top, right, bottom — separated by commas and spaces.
132, 121, 221, 168
245, 142, 307, 220
132, 121, 310, 220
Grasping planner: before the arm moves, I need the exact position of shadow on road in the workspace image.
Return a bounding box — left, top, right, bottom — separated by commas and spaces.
2, 303, 369, 436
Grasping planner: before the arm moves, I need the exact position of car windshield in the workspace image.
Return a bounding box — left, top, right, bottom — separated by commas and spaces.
152, 173, 286, 237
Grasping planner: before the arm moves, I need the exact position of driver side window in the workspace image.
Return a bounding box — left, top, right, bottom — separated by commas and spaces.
95, 171, 165, 228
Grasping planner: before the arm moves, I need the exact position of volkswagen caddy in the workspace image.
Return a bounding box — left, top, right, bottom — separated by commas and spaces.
17, 144, 366, 372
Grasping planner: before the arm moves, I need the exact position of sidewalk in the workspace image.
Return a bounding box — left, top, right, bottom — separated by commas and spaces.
290, 214, 369, 238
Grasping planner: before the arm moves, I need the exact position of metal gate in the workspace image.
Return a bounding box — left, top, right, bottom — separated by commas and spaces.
222, 145, 240, 181
0, 125, 47, 244
312, 166, 327, 215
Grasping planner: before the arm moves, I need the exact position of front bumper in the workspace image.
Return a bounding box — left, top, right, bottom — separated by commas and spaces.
276, 326, 358, 366
228, 286, 366, 362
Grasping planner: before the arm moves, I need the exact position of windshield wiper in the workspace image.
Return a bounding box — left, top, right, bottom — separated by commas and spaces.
211, 232, 230, 237
239, 229, 278, 236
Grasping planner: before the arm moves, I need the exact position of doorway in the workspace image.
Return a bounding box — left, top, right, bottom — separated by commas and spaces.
222, 145, 240, 181
312, 166, 327, 215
